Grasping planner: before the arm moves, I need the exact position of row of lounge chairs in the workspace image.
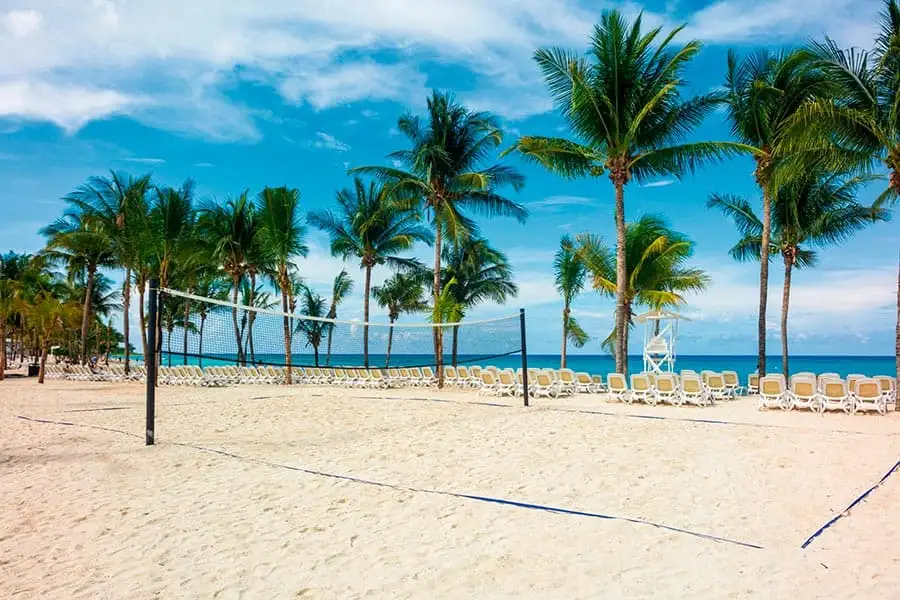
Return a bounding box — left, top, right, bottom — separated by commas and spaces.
476, 368, 607, 398
602, 370, 742, 406
757, 372, 896, 415
42, 364, 146, 382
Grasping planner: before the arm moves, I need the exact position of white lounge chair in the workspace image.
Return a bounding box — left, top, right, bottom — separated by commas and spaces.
606, 373, 628, 403
851, 378, 887, 415
629, 374, 653, 404
786, 377, 821, 413
679, 373, 705, 406
819, 379, 852, 413
758, 375, 787, 410
655, 373, 679, 406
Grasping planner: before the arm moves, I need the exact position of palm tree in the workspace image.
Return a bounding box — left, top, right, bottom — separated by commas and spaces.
440, 237, 517, 365
373, 272, 428, 367
28, 291, 79, 383
192, 275, 230, 367
257, 186, 308, 383
295, 287, 327, 367
781, 0, 900, 394
0, 278, 17, 380
505, 10, 747, 375
709, 172, 888, 376
576, 216, 709, 359
308, 177, 432, 367
722, 49, 830, 376
41, 212, 117, 364
554, 235, 589, 368
197, 193, 259, 364
63, 171, 152, 373
352, 91, 526, 382
324, 270, 353, 366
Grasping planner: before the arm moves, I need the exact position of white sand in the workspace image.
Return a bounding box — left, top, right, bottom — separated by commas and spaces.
2, 377, 899, 598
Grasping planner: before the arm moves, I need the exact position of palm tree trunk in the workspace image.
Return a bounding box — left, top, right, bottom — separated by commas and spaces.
758, 186, 772, 377
105, 321, 111, 366
895, 248, 899, 411
199, 315, 206, 369
561, 305, 568, 370
434, 225, 444, 387
622, 302, 631, 375
80, 266, 97, 365
781, 255, 793, 378
123, 269, 131, 374
138, 281, 148, 363
38, 340, 48, 384
314, 345, 319, 367
0, 320, 6, 380
363, 264, 372, 368
326, 326, 335, 366
451, 325, 459, 367
231, 273, 244, 365
281, 279, 292, 385
385, 319, 395, 368
248, 271, 257, 364
613, 181, 628, 376
182, 296, 190, 366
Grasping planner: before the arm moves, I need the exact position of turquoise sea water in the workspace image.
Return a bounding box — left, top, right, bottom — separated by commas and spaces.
139, 352, 895, 381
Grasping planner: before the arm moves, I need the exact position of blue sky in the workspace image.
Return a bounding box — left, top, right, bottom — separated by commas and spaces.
0, 0, 895, 355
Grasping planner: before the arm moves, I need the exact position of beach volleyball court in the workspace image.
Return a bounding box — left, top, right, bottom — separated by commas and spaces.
3, 378, 899, 598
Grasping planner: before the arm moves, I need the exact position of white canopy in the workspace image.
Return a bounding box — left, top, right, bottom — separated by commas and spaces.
635, 309, 692, 323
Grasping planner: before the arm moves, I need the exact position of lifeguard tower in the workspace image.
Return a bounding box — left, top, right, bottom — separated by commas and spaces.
635, 309, 690, 374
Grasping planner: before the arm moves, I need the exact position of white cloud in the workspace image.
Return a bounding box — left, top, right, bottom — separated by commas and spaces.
124, 157, 166, 164
0, 0, 880, 138
3, 10, 43, 39
0, 81, 141, 132
682, 0, 880, 50
684, 262, 895, 330
194, 162, 215, 167
641, 179, 676, 188
360, 109, 378, 118
527, 195, 598, 210
312, 131, 350, 152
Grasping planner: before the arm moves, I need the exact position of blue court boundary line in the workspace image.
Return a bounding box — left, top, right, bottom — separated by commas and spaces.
800, 459, 900, 549
16, 414, 763, 551
355, 394, 896, 436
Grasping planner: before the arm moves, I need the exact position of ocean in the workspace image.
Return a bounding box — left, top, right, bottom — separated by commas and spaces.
140, 352, 896, 381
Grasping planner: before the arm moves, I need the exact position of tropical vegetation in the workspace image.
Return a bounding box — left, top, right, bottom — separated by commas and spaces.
1, 4, 897, 397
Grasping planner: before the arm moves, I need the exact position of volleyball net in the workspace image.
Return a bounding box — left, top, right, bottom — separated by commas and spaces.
153, 285, 526, 371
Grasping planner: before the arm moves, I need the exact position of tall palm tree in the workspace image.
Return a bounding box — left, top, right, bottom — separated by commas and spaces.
41, 212, 117, 364
324, 270, 353, 366
257, 186, 308, 383
308, 177, 432, 367
197, 193, 259, 364
576, 215, 709, 359
372, 272, 428, 368
554, 235, 589, 368
63, 171, 152, 373
722, 49, 830, 376
352, 91, 526, 382
505, 10, 747, 375
709, 172, 888, 376
440, 237, 517, 365
295, 287, 327, 367
781, 0, 900, 394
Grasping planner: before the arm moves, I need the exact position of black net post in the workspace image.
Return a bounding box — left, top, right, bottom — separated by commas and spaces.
520, 308, 529, 407
145, 279, 158, 446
